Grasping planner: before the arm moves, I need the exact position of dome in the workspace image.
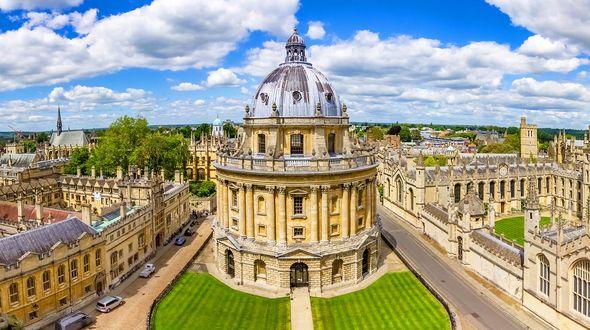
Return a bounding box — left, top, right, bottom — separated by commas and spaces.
213, 118, 222, 126
250, 29, 342, 118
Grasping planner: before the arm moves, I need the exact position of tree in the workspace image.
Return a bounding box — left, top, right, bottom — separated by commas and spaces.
223, 123, 237, 138
36, 132, 49, 144
22, 140, 36, 153
130, 133, 190, 179
366, 126, 384, 141
410, 129, 423, 141
189, 180, 216, 197
64, 148, 90, 175
399, 126, 411, 142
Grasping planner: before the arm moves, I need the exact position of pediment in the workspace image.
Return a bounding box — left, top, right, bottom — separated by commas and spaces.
278, 248, 319, 258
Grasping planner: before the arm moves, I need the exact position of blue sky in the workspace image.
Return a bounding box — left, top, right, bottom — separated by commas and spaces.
1, 0, 589, 131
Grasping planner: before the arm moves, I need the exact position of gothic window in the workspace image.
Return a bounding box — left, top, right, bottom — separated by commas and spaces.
510, 180, 515, 198
396, 177, 403, 203
58, 264, 66, 284
538, 177, 542, 194
293, 196, 303, 215
539, 254, 550, 296
500, 181, 505, 199
489, 181, 495, 199
573, 259, 590, 317
95, 249, 101, 267
520, 179, 525, 197
454, 184, 461, 203
42, 271, 51, 291
328, 133, 336, 154
258, 134, 266, 154
26, 277, 36, 298
408, 188, 414, 211
478, 182, 484, 200
9, 283, 18, 305
290, 134, 304, 155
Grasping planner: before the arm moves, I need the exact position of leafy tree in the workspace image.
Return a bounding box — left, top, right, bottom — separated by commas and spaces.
22, 140, 36, 153
424, 155, 447, 166
399, 126, 412, 142
130, 133, 190, 179
189, 180, 216, 197
410, 129, 423, 141
36, 132, 49, 144
366, 126, 384, 141
479, 143, 516, 154
223, 123, 237, 138
64, 148, 90, 175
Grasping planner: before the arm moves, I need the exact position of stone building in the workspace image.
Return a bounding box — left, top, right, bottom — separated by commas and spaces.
520, 116, 538, 159
42, 107, 92, 160
213, 29, 379, 292
186, 118, 224, 181
0, 154, 67, 186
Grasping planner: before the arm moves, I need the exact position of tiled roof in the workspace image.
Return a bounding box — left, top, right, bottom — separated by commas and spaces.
0, 201, 79, 224
470, 230, 523, 267
423, 203, 449, 223
0, 218, 98, 266
49, 131, 88, 147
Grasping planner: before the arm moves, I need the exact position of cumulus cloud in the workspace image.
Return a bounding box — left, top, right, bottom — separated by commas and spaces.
0, 0, 83, 11
518, 34, 579, 58
511, 77, 590, 101
171, 82, 203, 91
48, 85, 153, 109
205, 68, 245, 87
194, 99, 205, 107
306, 21, 325, 40
22, 9, 98, 34
238, 40, 284, 77
0, 0, 298, 91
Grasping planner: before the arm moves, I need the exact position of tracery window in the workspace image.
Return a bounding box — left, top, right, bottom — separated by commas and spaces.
573, 260, 590, 317
539, 255, 550, 296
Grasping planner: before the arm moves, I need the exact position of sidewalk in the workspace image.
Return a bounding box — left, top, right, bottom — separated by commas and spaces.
290, 287, 314, 330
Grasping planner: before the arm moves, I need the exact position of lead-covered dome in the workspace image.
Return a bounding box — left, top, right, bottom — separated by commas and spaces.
251, 29, 341, 118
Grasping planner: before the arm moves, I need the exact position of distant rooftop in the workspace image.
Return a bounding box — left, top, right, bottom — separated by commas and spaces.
91, 205, 141, 233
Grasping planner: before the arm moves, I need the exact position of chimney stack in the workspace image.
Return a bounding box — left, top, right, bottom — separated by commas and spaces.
76, 166, 81, 177
81, 204, 92, 225
174, 170, 181, 183
17, 199, 25, 223
116, 166, 123, 180
35, 194, 43, 223
91, 165, 96, 178
120, 201, 126, 220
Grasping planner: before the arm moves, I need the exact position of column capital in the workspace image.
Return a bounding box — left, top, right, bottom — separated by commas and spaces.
310, 185, 320, 192
265, 185, 276, 192
245, 183, 253, 191
321, 185, 331, 192
277, 186, 287, 194
343, 182, 352, 188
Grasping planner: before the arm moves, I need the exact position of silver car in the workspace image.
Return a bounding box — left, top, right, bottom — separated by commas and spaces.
96, 295, 124, 313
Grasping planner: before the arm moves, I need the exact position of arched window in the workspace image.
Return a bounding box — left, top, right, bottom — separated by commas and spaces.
396, 177, 403, 203
408, 188, 414, 211
489, 181, 496, 199
57, 264, 66, 284
510, 180, 515, 198
26, 277, 36, 298
573, 259, 590, 317
454, 183, 461, 203
9, 283, 18, 305
258, 134, 266, 154
332, 259, 343, 284
520, 179, 525, 197
70, 260, 78, 280
42, 271, 51, 291
83, 254, 90, 273
257, 196, 266, 215
478, 182, 485, 200
539, 254, 550, 296
500, 181, 505, 199
290, 134, 304, 155
537, 177, 542, 194
95, 249, 102, 267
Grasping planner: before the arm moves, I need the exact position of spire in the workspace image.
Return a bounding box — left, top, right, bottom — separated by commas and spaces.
284, 28, 307, 63
56, 105, 62, 136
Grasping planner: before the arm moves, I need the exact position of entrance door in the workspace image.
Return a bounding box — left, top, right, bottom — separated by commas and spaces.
226, 250, 235, 278
362, 249, 369, 276
290, 263, 309, 287
155, 233, 162, 247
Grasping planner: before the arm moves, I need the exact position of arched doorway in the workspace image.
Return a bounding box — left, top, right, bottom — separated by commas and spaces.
290, 262, 308, 287
226, 250, 235, 278
457, 237, 463, 261
94, 272, 105, 295
155, 232, 163, 247
362, 249, 370, 277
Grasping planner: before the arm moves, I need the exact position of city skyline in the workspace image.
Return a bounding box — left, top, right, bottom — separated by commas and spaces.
1, 0, 589, 130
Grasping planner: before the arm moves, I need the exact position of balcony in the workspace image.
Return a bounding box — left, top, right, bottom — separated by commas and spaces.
215, 152, 378, 173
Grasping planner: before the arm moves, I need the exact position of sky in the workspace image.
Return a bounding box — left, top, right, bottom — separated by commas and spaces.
1, 0, 590, 131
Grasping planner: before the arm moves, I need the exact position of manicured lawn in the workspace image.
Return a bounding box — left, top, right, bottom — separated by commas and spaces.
494, 216, 551, 246
152, 272, 290, 330
311, 272, 450, 330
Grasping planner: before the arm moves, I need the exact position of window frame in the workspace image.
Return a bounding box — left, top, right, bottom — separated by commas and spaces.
290, 134, 304, 155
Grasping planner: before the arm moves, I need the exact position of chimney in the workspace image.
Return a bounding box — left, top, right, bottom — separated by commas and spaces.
144, 166, 149, 180
116, 166, 123, 180
17, 199, 25, 223
120, 201, 126, 220
81, 204, 92, 226
160, 168, 166, 181
180, 171, 184, 184
35, 195, 43, 223
76, 166, 81, 177
91, 165, 96, 178
174, 170, 181, 183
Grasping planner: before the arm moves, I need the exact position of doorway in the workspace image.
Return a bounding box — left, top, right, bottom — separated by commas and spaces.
226, 250, 235, 278
290, 262, 309, 287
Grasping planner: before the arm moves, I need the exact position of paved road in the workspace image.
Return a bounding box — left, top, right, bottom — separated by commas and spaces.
378, 209, 525, 330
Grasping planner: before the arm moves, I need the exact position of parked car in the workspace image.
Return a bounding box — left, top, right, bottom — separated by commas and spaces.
96, 296, 124, 313
184, 228, 194, 236
139, 263, 156, 278
55, 312, 94, 330
174, 236, 186, 246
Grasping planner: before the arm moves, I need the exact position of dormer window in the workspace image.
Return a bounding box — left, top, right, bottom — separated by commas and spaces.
325, 92, 332, 102
259, 93, 269, 105
292, 91, 302, 103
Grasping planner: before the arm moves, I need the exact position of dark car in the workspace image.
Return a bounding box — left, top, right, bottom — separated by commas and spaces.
55, 312, 94, 330
174, 236, 186, 246
184, 228, 194, 236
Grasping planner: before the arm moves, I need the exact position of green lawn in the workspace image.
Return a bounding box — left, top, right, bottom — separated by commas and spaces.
311, 272, 450, 330
494, 216, 551, 246
152, 272, 290, 330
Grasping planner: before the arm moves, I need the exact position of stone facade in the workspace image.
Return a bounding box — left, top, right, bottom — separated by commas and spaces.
520, 116, 538, 159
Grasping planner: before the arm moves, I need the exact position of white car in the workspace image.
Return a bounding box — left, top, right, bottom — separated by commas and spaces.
96, 296, 124, 313
139, 263, 156, 278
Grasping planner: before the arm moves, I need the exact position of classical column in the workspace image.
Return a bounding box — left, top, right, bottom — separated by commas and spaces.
245, 184, 254, 239
366, 179, 373, 228
217, 180, 223, 228
277, 186, 287, 245
310, 185, 319, 243
239, 184, 246, 237
266, 186, 276, 244
341, 183, 350, 238
350, 183, 358, 236
321, 185, 329, 242
223, 183, 230, 228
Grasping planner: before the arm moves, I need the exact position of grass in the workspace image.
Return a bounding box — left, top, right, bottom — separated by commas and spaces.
152, 272, 290, 330
494, 215, 551, 246
311, 272, 450, 330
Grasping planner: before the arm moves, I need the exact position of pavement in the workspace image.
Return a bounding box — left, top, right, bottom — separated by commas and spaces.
69, 217, 212, 330
378, 206, 550, 330
290, 287, 314, 330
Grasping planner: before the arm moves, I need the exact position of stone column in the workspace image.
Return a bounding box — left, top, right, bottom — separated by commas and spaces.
310, 185, 319, 243
217, 180, 223, 228
367, 179, 373, 228
321, 185, 329, 242
239, 184, 246, 237
278, 186, 287, 245
350, 183, 358, 236
341, 183, 350, 238
246, 184, 254, 239
266, 186, 276, 244
223, 183, 230, 228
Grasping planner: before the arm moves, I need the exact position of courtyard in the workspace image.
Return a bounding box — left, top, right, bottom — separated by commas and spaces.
494, 215, 551, 246
311, 272, 450, 330
152, 272, 291, 330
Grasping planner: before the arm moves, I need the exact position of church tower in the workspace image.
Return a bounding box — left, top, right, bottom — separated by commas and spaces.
56, 106, 63, 136
524, 175, 540, 240
520, 116, 537, 159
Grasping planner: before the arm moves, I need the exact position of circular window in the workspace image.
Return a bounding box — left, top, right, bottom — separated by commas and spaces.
292, 91, 302, 103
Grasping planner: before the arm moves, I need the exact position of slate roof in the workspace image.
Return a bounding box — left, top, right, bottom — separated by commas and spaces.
0, 153, 37, 168
49, 130, 88, 147
0, 217, 98, 266
470, 230, 523, 267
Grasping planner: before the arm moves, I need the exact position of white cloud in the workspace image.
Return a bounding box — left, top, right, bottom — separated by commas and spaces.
194, 99, 205, 107
306, 21, 325, 40
518, 34, 578, 58
0, 0, 83, 11
48, 85, 153, 109
486, 0, 590, 51
171, 82, 203, 91
205, 68, 245, 87
22, 9, 97, 34
238, 40, 284, 77
240, 86, 249, 94
0, 0, 299, 91
511, 77, 590, 101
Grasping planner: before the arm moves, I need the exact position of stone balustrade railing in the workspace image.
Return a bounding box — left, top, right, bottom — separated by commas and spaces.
216, 153, 378, 172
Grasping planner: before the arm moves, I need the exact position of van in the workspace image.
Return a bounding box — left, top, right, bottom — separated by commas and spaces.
55, 312, 94, 330
96, 295, 124, 313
